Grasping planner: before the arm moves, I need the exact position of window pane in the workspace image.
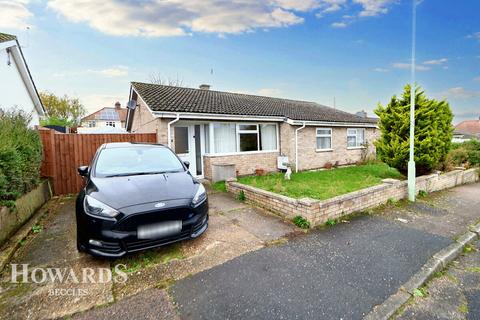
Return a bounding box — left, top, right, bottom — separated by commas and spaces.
204, 124, 210, 153
347, 129, 356, 136
239, 124, 257, 131
240, 133, 258, 151
214, 123, 236, 153
358, 129, 365, 145
317, 137, 331, 149
95, 146, 184, 177
174, 127, 189, 154
347, 136, 356, 147
317, 129, 331, 135
260, 124, 277, 150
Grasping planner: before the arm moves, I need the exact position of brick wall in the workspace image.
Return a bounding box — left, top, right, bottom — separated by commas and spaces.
280, 125, 379, 171
226, 168, 479, 226
204, 152, 279, 180
130, 96, 169, 145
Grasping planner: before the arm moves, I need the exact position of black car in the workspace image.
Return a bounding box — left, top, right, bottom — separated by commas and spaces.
75, 142, 208, 258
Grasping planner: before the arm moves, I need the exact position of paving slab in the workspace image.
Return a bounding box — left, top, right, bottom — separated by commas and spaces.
222, 206, 298, 242
207, 192, 248, 214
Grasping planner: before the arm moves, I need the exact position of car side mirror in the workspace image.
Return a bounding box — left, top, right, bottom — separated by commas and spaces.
183, 161, 190, 169
78, 166, 89, 177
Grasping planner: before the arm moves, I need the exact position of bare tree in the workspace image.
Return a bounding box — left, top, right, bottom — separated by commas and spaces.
148, 72, 185, 87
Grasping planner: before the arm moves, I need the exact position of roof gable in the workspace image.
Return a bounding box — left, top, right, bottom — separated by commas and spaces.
0, 33, 16, 43
131, 82, 376, 124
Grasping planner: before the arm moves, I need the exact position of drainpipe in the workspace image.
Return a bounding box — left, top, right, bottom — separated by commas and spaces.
295, 122, 306, 173
167, 113, 180, 148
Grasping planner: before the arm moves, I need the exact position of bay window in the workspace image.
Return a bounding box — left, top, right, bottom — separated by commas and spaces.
316, 128, 332, 151
347, 128, 365, 148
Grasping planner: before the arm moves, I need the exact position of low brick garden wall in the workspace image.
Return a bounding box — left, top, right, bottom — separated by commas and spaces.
226, 168, 479, 227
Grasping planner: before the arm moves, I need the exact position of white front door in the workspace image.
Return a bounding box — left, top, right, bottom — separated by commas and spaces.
174, 125, 196, 175
174, 125, 204, 177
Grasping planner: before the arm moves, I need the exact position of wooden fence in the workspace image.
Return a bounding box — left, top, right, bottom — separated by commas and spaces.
39, 128, 157, 195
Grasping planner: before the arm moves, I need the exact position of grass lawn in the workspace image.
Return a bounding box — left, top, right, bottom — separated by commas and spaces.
238, 163, 403, 200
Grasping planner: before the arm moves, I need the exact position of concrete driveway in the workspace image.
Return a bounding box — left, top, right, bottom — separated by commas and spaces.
0, 189, 297, 320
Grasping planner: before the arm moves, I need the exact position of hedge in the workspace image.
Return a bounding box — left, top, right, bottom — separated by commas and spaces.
447, 140, 480, 168
0, 109, 43, 207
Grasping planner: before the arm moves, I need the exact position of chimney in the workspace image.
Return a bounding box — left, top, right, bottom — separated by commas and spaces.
355, 110, 367, 118
114, 101, 121, 109
199, 84, 210, 90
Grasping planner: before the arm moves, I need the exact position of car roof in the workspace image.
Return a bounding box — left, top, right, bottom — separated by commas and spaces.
102, 142, 166, 149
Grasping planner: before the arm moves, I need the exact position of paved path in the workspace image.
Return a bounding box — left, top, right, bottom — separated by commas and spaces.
396, 239, 480, 320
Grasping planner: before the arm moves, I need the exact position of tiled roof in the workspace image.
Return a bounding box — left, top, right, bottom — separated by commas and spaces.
0, 33, 16, 43
131, 82, 377, 124
455, 119, 480, 135
82, 107, 128, 122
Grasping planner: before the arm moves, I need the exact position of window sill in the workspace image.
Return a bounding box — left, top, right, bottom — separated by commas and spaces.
347, 146, 366, 150
315, 148, 333, 153
204, 150, 279, 157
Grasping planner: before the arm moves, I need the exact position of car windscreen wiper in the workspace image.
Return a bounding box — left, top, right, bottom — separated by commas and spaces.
103, 170, 181, 178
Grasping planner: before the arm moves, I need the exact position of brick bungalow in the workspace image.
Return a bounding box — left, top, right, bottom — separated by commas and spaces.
125, 82, 379, 180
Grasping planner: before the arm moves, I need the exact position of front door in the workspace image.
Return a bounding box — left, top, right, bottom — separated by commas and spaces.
173, 125, 203, 177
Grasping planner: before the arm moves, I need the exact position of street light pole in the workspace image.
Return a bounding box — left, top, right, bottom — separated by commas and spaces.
408, 0, 417, 201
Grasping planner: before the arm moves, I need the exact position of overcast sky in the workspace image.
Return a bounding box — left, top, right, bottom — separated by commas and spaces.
1, 0, 479, 123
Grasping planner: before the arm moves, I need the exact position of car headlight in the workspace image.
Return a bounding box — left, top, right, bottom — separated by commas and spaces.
191, 184, 207, 206
83, 195, 119, 218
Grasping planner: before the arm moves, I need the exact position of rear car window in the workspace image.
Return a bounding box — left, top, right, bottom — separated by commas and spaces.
94, 146, 184, 177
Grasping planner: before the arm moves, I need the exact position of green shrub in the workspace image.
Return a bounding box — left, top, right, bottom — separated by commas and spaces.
325, 218, 337, 226
375, 84, 453, 175
444, 140, 480, 169
0, 109, 42, 206
292, 215, 310, 229
237, 190, 246, 201
446, 148, 469, 167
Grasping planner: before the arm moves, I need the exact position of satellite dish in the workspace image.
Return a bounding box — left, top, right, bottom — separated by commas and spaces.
127, 99, 137, 110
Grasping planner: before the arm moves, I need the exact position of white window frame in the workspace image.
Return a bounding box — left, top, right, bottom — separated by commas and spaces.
316, 128, 333, 152
347, 128, 366, 149
106, 121, 116, 127
205, 122, 279, 156
237, 123, 260, 152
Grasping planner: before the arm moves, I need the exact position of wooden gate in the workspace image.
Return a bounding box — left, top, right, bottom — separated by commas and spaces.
39, 128, 157, 195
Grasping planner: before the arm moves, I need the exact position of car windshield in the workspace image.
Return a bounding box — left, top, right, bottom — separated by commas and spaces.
94, 146, 185, 177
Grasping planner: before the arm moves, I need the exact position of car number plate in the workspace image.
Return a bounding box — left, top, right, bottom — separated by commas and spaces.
137, 221, 182, 239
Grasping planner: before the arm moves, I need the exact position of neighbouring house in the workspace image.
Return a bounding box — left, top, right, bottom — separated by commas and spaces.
0, 33, 45, 126
453, 117, 480, 142
78, 102, 128, 133
126, 82, 378, 180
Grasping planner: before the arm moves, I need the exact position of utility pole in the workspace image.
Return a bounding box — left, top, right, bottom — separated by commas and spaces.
408, 0, 417, 202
